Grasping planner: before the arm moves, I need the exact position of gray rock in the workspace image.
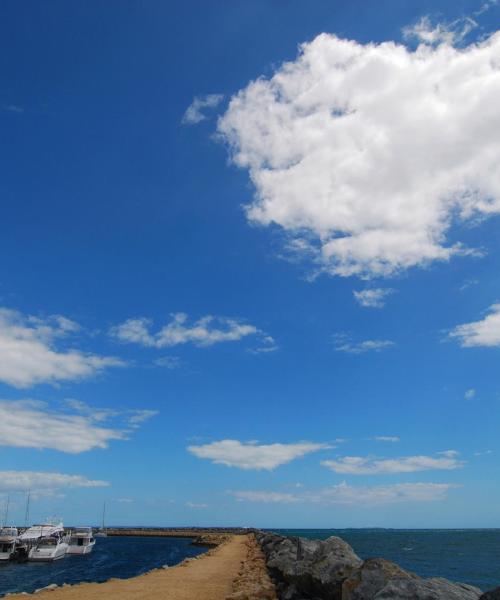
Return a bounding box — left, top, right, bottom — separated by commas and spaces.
480, 588, 500, 600
259, 533, 362, 599
343, 557, 416, 599
375, 577, 482, 600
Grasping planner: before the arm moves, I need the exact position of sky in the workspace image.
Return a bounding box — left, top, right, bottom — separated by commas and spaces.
1, 0, 499, 529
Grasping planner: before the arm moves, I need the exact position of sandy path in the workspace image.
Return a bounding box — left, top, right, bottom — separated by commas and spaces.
7, 535, 252, 600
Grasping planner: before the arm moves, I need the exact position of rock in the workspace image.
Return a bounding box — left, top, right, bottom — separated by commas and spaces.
343, 557, 416, 599
374, 577, 482, 599
258, 533, 362, 599
480, 588, 500, 600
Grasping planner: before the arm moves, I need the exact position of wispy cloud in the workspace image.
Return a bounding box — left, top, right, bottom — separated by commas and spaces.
449, 304, 500, 347
0, 471, 109, 493
185, 501, 208, 509
231, 481, 457, 506
0, 308, 123, 388
353, 288, 394, 308
111, 312, 270, 350
182, 94, 224, 125
2, 104, 24, 114
374, 436, 400, 443
321, 451, 464, 475
187, 439, 330, 470
333, 334, 395, 354
402, 15, 478, 46
0, 399, 157, 453
154, 356, 183, 369
464, 388, 476, 400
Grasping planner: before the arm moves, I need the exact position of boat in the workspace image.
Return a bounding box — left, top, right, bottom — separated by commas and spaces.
19, 523, 68, 561
94, 502, 107, 537
0, 527, 18, 561
67, 527, 95, 555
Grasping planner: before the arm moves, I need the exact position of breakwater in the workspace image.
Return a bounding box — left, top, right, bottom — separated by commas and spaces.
255, 531, 500, 600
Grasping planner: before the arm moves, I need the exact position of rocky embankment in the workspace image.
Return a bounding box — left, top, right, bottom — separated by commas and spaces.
255, 531, 499, 600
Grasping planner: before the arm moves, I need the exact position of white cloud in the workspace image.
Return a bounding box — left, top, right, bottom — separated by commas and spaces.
474, 449, 492, 456
127, 409, 159, 427
321, 451, 464, 474
218, 31, 500, 278
374, 436, 400, 443
0, 399, 157, 454
231, 491, 298, 503
185, 502, 208, 509
0, 308, 123, 388
333, 335, 395, 354
464, 388, 476, 400
0, 471, 109, 493
353, 288, 394, 308
154, 356, 183, 369
449, 304, 500, 347
231, 482, 456, 505
182, 94, 224, 124
111, 313, 265, 349
187, 439, 330, 470
247, 335, 279, 354
402, 15, 478, 46
0, 400, 125, 453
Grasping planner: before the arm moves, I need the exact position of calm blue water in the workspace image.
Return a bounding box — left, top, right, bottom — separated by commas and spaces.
0, 536, 205, 597
272, 529, 500, 592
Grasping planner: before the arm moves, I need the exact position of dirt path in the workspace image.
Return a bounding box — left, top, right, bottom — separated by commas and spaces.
7, 534, 276, 600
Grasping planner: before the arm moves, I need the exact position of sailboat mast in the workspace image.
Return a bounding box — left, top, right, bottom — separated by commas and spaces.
102, 501, 106, 530
24, 490, 31, 527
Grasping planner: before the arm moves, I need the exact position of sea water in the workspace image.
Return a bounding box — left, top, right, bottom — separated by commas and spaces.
0, 536, 205, 597
273, 529, 500, 591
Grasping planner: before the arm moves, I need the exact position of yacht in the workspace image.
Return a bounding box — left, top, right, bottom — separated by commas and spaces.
0, 527, 18, 561
67, 527, 95, 555
19, 523, 69, 562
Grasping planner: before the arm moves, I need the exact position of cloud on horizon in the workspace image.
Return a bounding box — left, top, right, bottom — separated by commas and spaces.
0, 470, 109, 493
321, 451, 464, 475
231, 481, 457, 505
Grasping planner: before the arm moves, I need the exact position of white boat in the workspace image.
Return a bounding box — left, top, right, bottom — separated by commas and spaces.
20, 523, 68, 562
0, 527, 18, 561
67, 527, 95, 555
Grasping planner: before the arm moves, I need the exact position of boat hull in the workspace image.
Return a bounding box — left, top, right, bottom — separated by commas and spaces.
29, 543, 68, 562
67, 541, 95, 555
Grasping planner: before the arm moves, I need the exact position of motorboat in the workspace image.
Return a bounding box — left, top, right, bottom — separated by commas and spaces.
19, 523, 68, 562
67, 527, 95, 555
0, 527, 18, 561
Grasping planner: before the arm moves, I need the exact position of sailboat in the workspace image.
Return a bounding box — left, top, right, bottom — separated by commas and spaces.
0, 496, 18, 561
94, 502, 107, 537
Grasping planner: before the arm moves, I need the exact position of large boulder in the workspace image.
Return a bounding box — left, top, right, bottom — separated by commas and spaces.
342, 557, 415, 599
257, 533, 362, 599
343, 557, 482, 600
480, 588, 500, 600
375, 577, 482, 599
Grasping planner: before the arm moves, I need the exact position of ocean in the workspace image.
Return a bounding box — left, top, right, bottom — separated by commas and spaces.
273, 529, 500, 591
1, 529, 499, 596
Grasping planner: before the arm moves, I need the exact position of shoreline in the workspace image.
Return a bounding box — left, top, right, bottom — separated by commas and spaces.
4, 533, 277, 600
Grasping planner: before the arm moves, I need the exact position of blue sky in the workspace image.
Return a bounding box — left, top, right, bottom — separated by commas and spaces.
1, 0, 500, 528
